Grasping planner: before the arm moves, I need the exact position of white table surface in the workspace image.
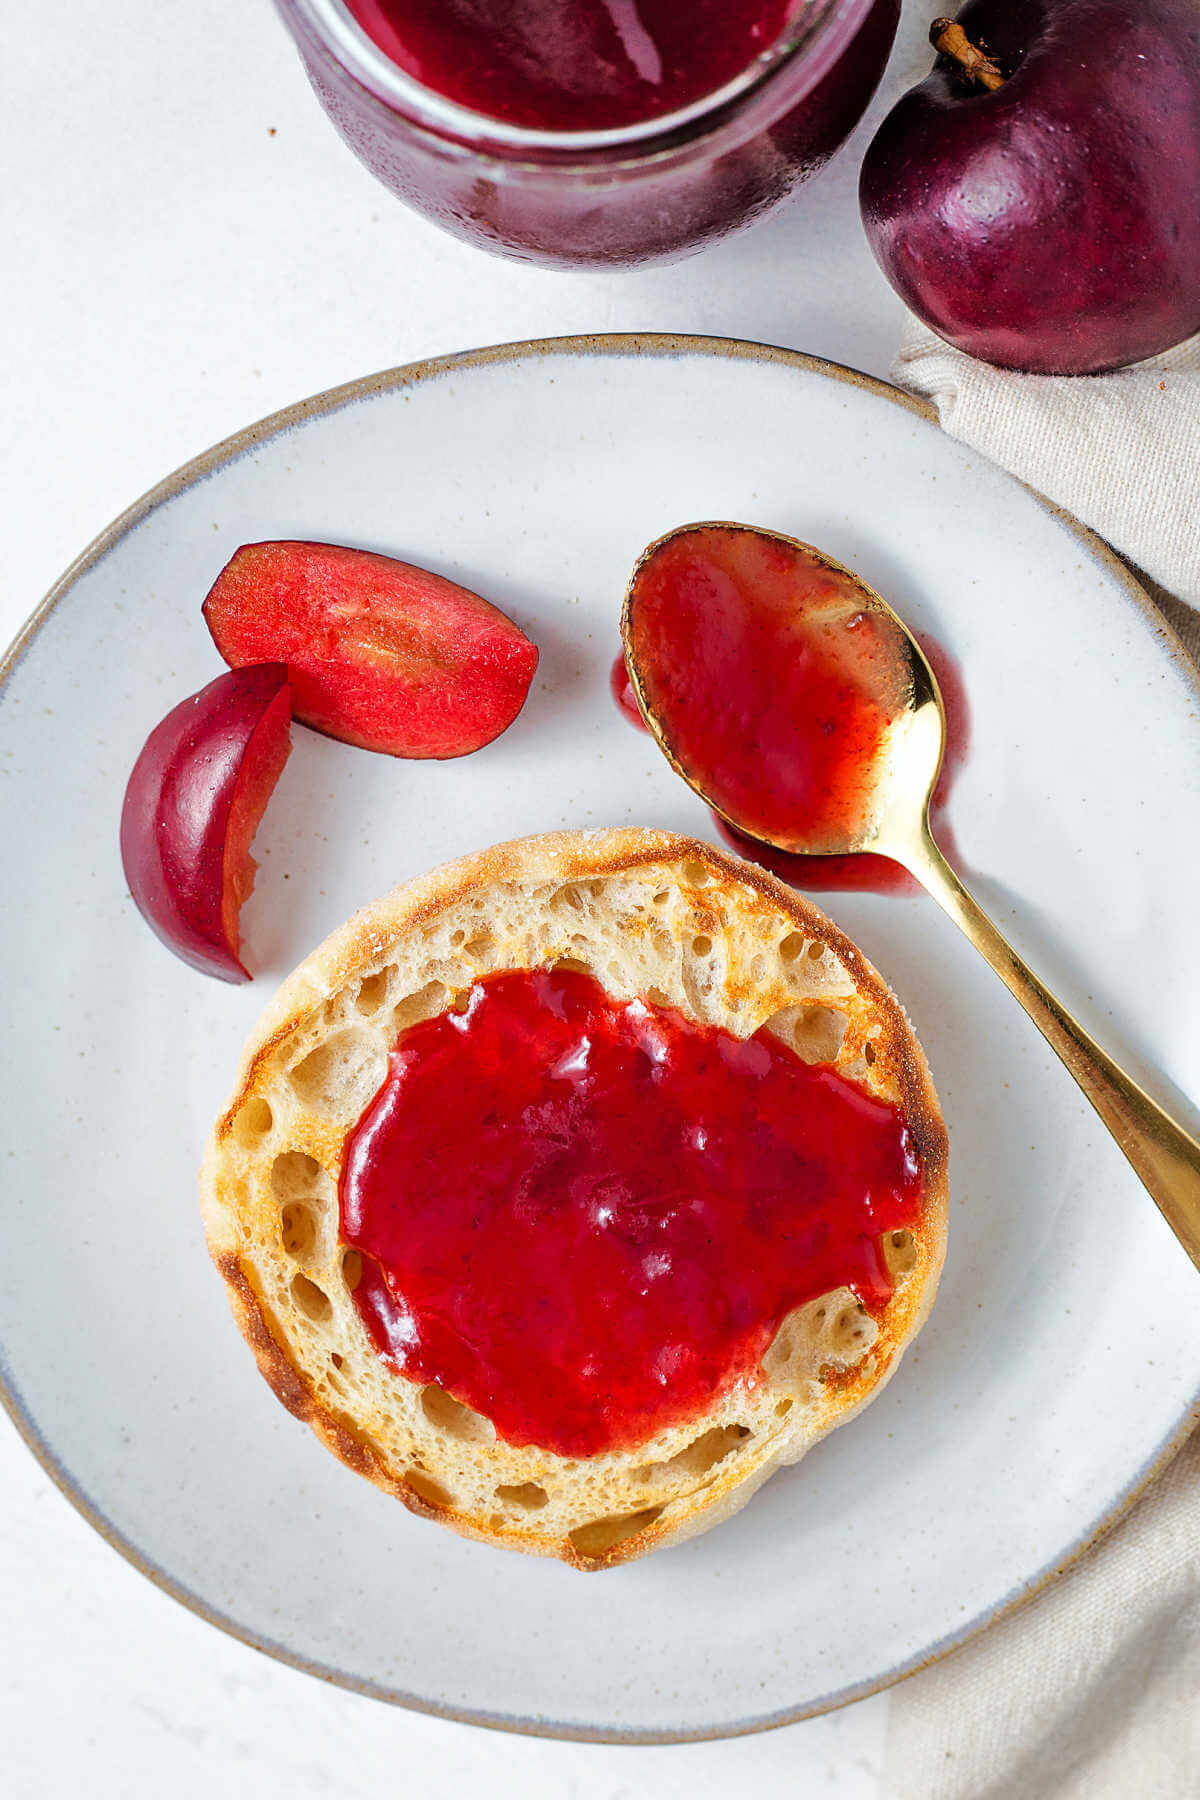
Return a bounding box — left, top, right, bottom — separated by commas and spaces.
3, 5, 940, 1793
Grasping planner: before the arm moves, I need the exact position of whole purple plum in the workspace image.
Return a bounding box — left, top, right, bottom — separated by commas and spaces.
859, 0, 1200, 373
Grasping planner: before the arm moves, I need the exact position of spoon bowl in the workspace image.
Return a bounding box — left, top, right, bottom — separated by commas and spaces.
622, 521, 946, 862
622, 520, 1200, 1273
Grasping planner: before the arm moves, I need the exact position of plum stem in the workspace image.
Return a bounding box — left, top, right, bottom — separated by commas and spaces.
929, 18, 1005, 90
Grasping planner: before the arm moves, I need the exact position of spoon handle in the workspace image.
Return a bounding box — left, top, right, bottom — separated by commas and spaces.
903, 826, 1200, 1272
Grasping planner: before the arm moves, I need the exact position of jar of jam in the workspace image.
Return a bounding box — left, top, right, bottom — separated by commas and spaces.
274, 0, 900, 267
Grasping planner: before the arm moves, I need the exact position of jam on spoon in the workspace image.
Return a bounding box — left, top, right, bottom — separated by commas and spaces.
611, 560, 970, 895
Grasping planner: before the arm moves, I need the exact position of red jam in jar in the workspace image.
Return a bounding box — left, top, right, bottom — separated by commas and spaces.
343, 0, 793, 131
276, 0, 900, 266
340, 967, 923, 1457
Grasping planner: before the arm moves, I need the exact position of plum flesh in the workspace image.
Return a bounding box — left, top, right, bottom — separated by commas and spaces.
859, 0, 1200, 374
202, 541, 539, 759
120, 664, 292, 983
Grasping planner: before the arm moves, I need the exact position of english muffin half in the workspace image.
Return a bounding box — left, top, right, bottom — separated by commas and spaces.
201, 828, 948, 1569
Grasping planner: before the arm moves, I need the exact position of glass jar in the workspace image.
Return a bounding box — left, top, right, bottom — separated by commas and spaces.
274, 0, 899, 269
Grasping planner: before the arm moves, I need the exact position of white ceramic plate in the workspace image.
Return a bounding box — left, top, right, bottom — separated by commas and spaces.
3, 335, 1198, 1742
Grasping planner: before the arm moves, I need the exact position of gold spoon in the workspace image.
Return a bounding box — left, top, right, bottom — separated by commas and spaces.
622, 521, 1200, 1271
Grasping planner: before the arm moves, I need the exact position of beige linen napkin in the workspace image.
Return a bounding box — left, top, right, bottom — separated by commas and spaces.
893, 321, 1200, 659
881, 323, 1200, 1798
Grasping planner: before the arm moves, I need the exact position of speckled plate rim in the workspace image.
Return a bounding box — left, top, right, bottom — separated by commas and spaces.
2, 332, 1198, 1743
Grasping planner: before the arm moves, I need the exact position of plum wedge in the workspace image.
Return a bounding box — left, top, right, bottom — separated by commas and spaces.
120, 664, 292, 982
202, 540, 539, 758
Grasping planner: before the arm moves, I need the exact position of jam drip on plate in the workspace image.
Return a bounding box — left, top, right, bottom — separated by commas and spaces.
341, 967, 923, 1457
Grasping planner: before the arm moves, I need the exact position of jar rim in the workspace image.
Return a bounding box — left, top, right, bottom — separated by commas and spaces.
283, 0, 871, 153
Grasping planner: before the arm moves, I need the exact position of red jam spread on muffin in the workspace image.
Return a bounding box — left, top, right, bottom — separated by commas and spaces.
340, 967, 922, 1457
